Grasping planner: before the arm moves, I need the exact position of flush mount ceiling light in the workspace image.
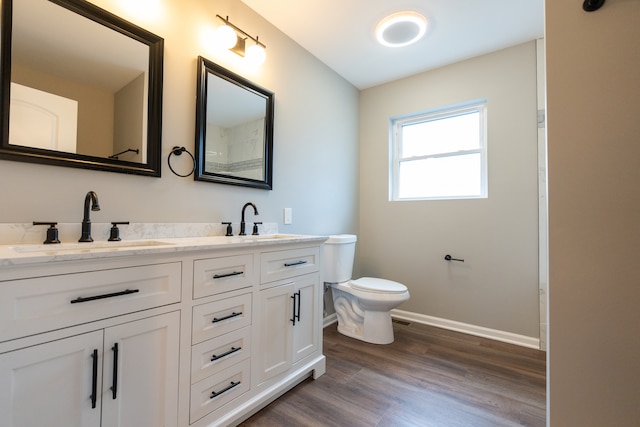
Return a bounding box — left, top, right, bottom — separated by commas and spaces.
375, 11, 427, 48
215, 15, 267, 65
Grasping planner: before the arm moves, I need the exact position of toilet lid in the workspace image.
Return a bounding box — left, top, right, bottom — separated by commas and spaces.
350, 277, 407, 294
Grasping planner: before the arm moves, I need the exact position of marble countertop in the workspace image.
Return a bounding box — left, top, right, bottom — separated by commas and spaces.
0, 234, 328, 266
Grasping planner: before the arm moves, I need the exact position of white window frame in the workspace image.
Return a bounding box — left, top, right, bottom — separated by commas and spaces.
389, 100, 488, 201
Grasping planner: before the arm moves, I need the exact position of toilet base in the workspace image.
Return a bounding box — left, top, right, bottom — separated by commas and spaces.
336, 310, 395, 345
332, 288, 397, 345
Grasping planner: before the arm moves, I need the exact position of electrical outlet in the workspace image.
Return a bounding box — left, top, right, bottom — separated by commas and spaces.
283, 208, 293, 225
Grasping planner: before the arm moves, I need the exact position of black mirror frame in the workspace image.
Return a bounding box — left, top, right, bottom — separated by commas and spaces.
194, 56, 274, 190
0, 0, 164, 177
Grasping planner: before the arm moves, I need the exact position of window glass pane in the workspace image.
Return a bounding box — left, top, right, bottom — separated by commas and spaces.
402, 111, 480, 158
398, 153, 481, 199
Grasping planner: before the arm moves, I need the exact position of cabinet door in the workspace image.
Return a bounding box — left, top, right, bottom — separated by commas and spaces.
293, 273, 320, 363
257, 282, 294, 383
0, 331, 103, 427
101, 311, 180, 427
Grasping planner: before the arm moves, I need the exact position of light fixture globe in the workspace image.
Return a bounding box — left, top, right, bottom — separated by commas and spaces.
375, 11, 427, 47
216, 24, 237, 49
246, 44, 266, 65
214, 14, 267, 64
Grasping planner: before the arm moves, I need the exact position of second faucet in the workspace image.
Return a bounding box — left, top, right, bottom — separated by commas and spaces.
239, 202, 258, 236
79, 191, 100, 242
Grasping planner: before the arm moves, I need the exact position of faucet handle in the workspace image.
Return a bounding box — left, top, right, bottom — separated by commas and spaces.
108, 221, 129, 242
32, 221, 61, 244
222, 222, 233, 236
252, 222, 262, 236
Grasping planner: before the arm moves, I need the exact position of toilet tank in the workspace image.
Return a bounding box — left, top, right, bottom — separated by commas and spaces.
322, 234, 357, 283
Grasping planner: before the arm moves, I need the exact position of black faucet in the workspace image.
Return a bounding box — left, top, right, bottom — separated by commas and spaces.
239, 202, 258, 236
79, 191, 101, 242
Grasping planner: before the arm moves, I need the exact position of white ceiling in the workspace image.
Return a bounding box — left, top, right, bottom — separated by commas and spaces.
241, 0, 545, 89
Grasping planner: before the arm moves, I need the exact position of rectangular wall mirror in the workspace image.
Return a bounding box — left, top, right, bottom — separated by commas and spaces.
194, 56, 274, 189
0, 0, 164, 176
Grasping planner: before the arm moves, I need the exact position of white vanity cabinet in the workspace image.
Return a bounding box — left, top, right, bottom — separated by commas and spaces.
0, 312, 180, 427
0, 330, 104, 427
193, 253, 256, 299
0, 262, 182, 341
0, 234, 327, 427
0, 260, 182, 427
256, 247, 321, 384
101, 312, 180, 427
186, 241, 326, 427
257, 273, 320, 383
189, 254, 256, 424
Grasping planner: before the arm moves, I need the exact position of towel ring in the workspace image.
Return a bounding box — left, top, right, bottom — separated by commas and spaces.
583, 0, 605, 11
168, 146, 196, 177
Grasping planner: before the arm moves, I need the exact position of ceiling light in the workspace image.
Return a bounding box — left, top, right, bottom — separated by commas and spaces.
215, 15, 267, 64
375, 11, 427, 48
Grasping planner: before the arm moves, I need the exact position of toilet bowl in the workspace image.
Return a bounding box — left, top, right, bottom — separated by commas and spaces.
323, 235, 410, 344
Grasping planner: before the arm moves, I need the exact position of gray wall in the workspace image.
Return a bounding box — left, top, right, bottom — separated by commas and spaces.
546, 0, 640, 425
9, 0, 640, 423
0, 0, 359, 237
358, 42, 540, 339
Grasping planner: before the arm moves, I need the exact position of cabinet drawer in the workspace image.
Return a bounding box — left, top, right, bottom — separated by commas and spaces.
190, 358, 250, 424
191, 326, 251, 384
193, 254, 255, 299
260, 246, 320, 284
192, 293, 252, 344
0, 262, 182, 342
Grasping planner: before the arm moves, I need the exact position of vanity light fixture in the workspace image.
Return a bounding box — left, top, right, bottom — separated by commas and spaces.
375, 11, 427, 48
215, 15, 266, 65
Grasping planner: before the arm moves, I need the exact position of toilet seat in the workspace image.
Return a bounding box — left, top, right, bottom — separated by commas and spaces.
350, 277, 407, 294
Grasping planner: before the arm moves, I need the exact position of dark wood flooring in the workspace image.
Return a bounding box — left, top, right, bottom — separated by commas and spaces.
241, 321, 546, 427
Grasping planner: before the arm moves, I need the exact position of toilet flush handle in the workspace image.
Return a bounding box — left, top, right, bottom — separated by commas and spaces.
444, 254, 464, 262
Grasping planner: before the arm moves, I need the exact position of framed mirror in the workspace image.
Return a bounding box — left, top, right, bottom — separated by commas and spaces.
0, 0, 164, 176
195, 56, 273, 189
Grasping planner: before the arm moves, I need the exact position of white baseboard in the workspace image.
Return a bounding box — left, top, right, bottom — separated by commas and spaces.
323, 310, 540, 349
391, 309, 541, 349
323, 313, 337, 328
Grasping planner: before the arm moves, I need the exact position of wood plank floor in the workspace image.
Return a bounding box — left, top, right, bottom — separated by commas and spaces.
241, 321, 546, 427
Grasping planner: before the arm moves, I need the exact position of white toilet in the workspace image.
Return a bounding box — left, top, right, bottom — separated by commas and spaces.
323, 234, 410, 344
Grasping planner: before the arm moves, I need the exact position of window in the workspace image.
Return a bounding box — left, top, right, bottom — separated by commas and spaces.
390, 100, 487, 201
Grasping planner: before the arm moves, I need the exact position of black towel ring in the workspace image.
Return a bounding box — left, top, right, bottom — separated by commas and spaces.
168, 146, 196, 177
583, 0, 605, 11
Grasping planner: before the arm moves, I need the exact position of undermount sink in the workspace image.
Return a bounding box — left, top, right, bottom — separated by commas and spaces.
233, 234, 299, 241
6, 235, 303, 257
10, 240, 173, 253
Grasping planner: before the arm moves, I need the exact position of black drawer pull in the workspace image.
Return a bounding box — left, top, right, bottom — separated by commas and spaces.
290, 293, 297, 325
111, 343, 119, 399
212, 312, 242, 323
213, 271, 244, 279
210, 381, 240, 399
71, 289, 139, 304
90, 349, 98, 409
290, 290, 302, 325
211, 346, 241, 361
284, 260, 307, 267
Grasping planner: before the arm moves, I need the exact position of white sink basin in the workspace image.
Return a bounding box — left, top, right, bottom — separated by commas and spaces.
10, 240, 173, 253
231, 234, 299, 242
6, 235, 303, 257
252, 234, 298, 239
